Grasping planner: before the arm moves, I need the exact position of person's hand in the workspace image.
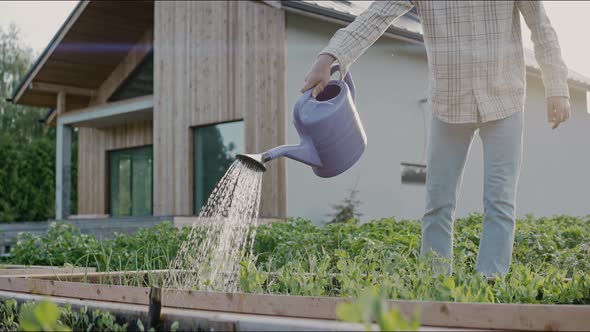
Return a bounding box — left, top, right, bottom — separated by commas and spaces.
301, 54, 336, 98
547, 96, 571, 129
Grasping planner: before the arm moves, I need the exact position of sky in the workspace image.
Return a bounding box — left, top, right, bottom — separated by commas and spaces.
0, 0, 589, 79
0, 1, 77, 54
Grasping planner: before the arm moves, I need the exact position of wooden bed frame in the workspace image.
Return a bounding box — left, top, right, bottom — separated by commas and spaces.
0, 270, 587, 331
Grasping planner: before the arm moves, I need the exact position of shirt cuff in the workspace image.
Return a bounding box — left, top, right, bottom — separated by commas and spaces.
545, 83, 570, 99
318, 46, 350, 80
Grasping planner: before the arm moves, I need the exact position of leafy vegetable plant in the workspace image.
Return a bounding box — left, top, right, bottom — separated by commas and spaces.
6, 214, 590, 305
336, 287, 420, 331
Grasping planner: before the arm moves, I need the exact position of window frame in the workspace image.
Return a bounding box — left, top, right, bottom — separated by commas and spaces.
108, 50, 154, 102
401, 162, 427, 185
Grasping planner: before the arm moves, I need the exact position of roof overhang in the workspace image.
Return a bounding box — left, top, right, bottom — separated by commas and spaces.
11, 0, 154, 110
58, 95, 153, 128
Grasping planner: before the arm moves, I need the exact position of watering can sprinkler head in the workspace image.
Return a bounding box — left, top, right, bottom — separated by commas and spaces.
236, 153, 268, 172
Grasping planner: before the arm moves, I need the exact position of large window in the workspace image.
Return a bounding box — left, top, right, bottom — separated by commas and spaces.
108, 146, 153, 216
108, 51, 153, 102
194, 121, 244, 214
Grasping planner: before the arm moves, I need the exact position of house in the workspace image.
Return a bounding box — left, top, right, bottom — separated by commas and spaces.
10, 1, 590, 224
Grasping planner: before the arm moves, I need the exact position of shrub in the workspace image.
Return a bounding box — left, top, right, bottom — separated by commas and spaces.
10, 223, 99, 267
0, 299, 127, 332
9, 221, 189, 272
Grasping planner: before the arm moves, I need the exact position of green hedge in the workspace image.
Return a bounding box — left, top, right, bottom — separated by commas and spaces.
0, 136, 56, 222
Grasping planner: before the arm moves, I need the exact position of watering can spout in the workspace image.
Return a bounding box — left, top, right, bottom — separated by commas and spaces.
262, 140, 322, 168
236, 140, 322, 173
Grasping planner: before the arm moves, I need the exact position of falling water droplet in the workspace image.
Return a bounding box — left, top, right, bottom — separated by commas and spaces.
164, 159, 263, 292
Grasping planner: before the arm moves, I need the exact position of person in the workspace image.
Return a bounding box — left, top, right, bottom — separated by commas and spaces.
301, 1, 571, 277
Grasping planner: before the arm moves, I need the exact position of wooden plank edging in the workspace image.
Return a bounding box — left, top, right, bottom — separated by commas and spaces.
20, 270, 167, 283
161, 289, 590, 331
0, 277, 149, 305
0, 267, 96, 277
0, 276, 588, 331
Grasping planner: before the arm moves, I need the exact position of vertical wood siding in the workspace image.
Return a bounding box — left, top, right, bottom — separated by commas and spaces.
154, 1, 286, 217
77, 120, 153, 214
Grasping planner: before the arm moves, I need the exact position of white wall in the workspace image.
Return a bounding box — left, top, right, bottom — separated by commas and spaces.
517, 80, 589, 217
285, 14, 590, 223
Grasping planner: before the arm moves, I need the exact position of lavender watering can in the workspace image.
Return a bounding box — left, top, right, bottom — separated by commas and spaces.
237, 65, 367, 178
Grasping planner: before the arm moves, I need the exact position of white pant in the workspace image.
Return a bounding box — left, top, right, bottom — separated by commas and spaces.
420, 111, 524, 277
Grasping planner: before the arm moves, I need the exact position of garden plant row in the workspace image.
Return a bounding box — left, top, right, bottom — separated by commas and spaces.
0, 298, 133, 332
5, 214, 590, 305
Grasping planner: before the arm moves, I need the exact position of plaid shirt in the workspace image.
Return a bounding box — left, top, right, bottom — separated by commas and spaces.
320, 1, 569, 124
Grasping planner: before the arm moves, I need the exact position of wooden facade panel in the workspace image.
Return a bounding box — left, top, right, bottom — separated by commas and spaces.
77, 120, 153, 214
153, 1, 173, 216
236, 1, 287, 218
154, 1, 286, 217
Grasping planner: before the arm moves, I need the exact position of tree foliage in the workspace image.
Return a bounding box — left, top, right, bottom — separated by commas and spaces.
0, 25, 51, 142
0, 24, 75, 222
0, 135, 55, 221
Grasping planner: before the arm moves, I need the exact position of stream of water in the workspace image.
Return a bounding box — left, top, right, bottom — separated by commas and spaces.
164, 160, 263, 292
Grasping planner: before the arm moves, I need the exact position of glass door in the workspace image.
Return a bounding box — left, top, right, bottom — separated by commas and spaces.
108, 145, 153, 216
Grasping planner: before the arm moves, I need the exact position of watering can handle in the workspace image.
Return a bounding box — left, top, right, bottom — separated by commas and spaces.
330, 65, 355, 101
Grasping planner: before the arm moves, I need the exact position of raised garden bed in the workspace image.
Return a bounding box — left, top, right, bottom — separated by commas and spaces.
4, 216, 588, 330
1, 271, 588, 331
0, 265, 95, 276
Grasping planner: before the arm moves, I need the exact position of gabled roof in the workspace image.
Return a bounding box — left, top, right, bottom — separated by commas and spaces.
300, 0, 422, 36
284, 0, 423, 44
285, 0, 590, 91
10, 1, 154, 109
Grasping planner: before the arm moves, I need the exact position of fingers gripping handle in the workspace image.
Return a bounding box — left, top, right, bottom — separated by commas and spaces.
330, 65, 355, 101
